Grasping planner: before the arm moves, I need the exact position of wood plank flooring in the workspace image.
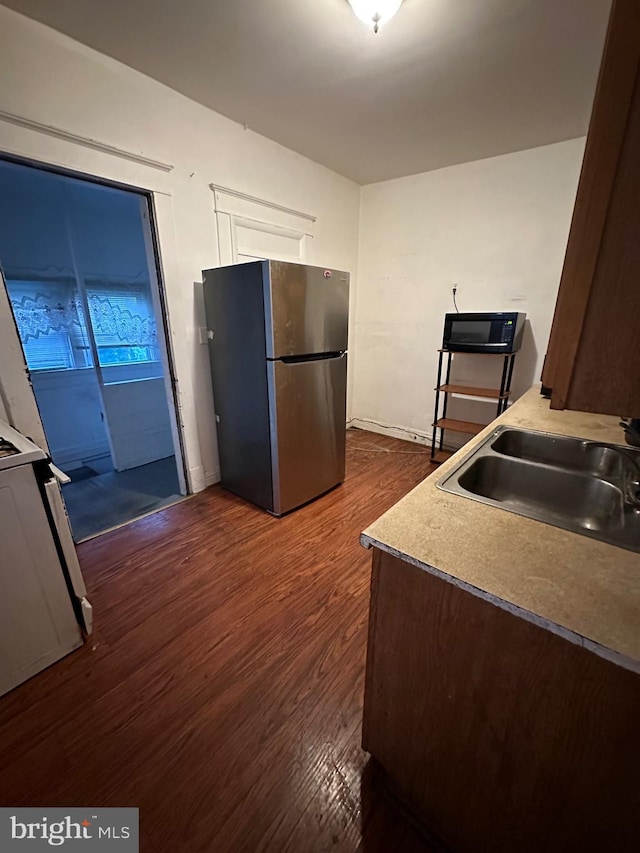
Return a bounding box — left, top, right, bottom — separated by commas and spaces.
0, 429, 439, 852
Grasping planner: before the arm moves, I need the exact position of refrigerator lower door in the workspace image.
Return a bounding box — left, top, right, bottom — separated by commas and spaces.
268, 353, 347, 515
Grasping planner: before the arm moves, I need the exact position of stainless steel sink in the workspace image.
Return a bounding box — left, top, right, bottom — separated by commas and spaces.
491, 429, 627, 480
437, 426, 640, 553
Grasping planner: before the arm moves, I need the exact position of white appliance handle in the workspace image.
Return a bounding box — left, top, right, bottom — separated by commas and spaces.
49, 462, 71, 485
43, 477, 93, 635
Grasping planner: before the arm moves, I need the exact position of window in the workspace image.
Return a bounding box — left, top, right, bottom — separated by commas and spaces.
6, 279, 159, 371
86, 286, 160, 366
7, 280, 92, 370
19, 328, 77, 371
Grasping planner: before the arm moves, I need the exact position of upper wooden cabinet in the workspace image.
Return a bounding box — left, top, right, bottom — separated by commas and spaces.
542, 0, 640, 417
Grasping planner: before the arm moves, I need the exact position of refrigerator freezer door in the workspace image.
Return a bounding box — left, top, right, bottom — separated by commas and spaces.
268, 353, 347, 515
265, 262, 349, 358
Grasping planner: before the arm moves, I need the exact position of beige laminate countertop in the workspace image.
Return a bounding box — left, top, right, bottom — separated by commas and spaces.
361, 385, 640, 673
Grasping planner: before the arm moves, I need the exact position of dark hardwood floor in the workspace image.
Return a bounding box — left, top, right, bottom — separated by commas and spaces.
0, 429, 439, 852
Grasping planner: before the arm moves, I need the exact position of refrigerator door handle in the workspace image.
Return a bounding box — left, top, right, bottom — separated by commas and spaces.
279, 351, 345, 365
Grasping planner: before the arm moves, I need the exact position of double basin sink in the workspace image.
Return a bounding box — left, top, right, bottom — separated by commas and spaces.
437, 427, 640, 553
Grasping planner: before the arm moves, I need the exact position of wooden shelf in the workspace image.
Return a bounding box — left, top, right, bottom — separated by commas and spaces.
430, 449, 454, 464
434, 417, 486, 436
437, 349, 516, 357
436, 383, 511, 400
431, 345, 518, 460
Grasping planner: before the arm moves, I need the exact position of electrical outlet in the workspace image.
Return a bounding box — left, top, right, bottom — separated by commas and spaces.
452, 283, 460, 311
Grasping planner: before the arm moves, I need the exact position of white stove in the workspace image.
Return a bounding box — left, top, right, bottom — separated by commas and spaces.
0, 420, 47, 469
0, 438, 18, 458
0, 419, 92, 697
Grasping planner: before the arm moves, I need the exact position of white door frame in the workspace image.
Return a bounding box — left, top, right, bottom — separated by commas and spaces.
0, 266, 48, 449
141, 193, 187, 493
0, 152, 189, 493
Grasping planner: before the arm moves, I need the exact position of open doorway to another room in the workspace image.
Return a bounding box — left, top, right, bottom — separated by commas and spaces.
0, 159, 186, 541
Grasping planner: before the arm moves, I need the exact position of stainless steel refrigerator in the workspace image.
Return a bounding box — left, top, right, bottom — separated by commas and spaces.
203, 260, 349, 516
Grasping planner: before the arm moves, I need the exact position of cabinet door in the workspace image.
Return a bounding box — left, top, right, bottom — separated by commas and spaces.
542, 0, 640, 415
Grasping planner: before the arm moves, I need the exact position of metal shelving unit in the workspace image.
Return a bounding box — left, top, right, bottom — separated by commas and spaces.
430, 349, 517, 464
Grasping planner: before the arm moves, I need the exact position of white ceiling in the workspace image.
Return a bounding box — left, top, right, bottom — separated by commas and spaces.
1, 0, 612, 184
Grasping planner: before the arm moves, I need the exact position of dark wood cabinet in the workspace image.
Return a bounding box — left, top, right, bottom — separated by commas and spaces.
363, 548, 640, 852
542, 0, 640, 416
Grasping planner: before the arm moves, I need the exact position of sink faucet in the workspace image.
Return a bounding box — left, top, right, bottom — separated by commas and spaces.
582, 441, 640, 508
620, 419, 640, 448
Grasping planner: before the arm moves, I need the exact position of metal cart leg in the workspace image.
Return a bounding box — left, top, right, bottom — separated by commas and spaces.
497, 355, 511, 416
499, 355, 516, 414
439, 352, 452, 450
430, 350, 444, 460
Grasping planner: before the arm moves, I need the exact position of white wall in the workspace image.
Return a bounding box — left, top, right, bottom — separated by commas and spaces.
0, 6, 360, 490
30, 369, 108, 469
30, 363, 168, 471
352, 139, 585, 445
101, 377, 175, 471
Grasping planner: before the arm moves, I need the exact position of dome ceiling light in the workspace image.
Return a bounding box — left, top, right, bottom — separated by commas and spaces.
347, 0, 405, 34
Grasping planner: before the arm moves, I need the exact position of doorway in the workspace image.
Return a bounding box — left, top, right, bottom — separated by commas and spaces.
0, 159, 186, 541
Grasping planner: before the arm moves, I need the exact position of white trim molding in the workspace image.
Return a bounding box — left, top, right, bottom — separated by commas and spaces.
210, 183, 316, 225
0, 110, 174, 173
205, 467, 222, 488
211, 184, 316, 266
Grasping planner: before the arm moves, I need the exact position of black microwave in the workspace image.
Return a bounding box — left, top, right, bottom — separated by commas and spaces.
443, 312, 526, 353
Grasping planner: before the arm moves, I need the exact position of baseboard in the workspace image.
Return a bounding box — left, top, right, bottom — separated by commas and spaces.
205, 467, 221, 488
349, 418, 430, 446
348, 418, 465, 455
188, 464, 206, 493
52, 441, 111, 470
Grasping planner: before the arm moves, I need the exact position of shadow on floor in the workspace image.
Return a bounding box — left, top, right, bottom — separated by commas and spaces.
62, 455, 183, 542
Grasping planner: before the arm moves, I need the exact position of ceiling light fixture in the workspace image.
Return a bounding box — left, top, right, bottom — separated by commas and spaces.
347, 0, 404, 34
